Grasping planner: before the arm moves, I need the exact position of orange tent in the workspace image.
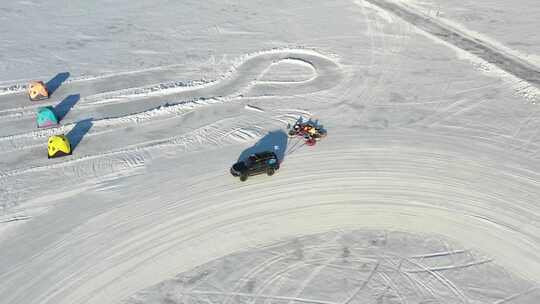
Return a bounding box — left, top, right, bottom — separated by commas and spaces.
28, 81, 49, 101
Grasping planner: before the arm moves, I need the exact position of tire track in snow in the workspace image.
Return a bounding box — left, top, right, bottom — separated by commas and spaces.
0, 65, 208, 110
0, 107, 307, 182
251, 239, 343, 304
173, 238, 495, 304
0, 105, 307, 213
5, 131, 538, 304
0, 48, 341, 180
0, 64, 201, 96
0, 97, 224, 153
219, 244, 339, 304
0, 49, 342, 138
493, 286, 540, 304
402, 257, 468, 303
182, 291, 339, 304
363, 0, 540, 96
403, 258, 493, 273
133, 232, 537, 304
0, 116, 247, 180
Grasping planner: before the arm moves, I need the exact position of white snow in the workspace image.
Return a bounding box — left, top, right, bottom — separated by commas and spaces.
405, 0, 540, 66
0, 1, 539, 304
127, 230, 540, 303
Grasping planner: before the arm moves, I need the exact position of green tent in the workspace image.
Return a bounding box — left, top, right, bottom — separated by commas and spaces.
37, 106, 58, 128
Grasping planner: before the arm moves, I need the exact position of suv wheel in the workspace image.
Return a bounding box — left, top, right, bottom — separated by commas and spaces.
240, 174, 248, 181
267, 168, 275, 176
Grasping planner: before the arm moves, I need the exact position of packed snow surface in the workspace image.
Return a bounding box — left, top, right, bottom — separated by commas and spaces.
0, 1, 539, 304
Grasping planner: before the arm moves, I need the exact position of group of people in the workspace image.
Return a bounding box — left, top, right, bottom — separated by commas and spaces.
288, 118, 327, 146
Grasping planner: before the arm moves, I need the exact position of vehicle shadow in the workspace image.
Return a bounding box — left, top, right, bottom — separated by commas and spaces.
46, 72, 70, 96
237, 130, 288, 163
67, 118, 93, 152
54, 94, 80, 121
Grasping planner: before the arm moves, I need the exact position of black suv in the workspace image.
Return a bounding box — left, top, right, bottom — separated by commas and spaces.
230, 151, 280, 181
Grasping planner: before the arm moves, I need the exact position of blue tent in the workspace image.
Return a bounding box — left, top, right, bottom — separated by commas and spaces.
37, 106, 58, 128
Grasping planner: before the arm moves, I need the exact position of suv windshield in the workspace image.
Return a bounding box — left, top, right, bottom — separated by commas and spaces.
245, 155, 257, 166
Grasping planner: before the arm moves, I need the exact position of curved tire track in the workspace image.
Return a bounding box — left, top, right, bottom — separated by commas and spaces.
0, 49, 342, 180
0, 49, 342, 138
2, 131, 539, 304
364, 0, 540, 88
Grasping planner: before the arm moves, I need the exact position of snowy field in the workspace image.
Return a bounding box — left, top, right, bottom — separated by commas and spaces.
1, 0, 539, 303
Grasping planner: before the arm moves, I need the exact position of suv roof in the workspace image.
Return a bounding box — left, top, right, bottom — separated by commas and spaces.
251, 151, 277, 160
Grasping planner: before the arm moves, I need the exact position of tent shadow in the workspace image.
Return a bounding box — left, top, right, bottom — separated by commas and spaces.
46, 72, 70, 96
54, 94, 80, 121
67, 118, 93, 152
237, 130, 288, 163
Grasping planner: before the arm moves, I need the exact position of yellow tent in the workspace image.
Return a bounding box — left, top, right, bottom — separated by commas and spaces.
28, 81, 49, 101
48, 135, 71, 159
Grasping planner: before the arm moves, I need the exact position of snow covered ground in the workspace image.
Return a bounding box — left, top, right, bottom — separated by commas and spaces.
128, 230, 539, 304
403, 0, 540, 65
0, 1, 539, 303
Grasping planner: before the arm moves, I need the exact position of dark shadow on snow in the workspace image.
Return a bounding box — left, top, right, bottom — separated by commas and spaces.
54, 94, 80, 121
67, 118, 93, 152
45, 72, 70, 96
238, 130, 288, 163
